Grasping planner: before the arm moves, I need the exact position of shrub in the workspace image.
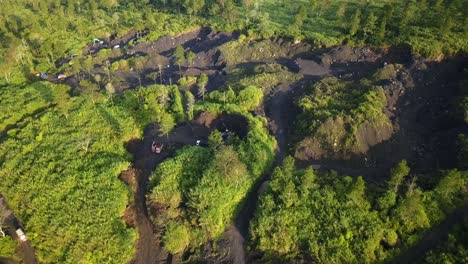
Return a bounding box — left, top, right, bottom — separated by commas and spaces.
163, 221, 190, 254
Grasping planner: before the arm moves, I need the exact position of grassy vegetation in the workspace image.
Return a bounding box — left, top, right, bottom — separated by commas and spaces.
0, 82, 68, 131
0, 83, 139, 263
0, 236, 16, 259
250, 158, 468, 263
295, 75, 391, 159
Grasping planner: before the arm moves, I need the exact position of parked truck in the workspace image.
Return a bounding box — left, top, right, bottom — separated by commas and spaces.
16, 228, 27, 242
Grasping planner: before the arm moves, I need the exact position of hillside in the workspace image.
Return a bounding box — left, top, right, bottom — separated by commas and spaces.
0, 0, 467, 263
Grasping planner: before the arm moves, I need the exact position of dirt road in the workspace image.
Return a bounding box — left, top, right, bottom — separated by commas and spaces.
0, 241, 36, 264
122, 125, 169, 264
20, 241, 37, 264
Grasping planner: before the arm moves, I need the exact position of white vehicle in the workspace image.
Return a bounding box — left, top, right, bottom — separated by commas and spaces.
16, 228, 27, 242
57, 74, 67, 80
195, 140, 208, 147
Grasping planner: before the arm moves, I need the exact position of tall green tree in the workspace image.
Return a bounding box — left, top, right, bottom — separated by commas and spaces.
396, 188, 430, 232
162, 221, 190, 254
399, 0, 417, 33
159, 112, 175, 137
377, 16, 387, 42
294, 4, 307, 28
197, 73, 208, 100
389, 160, 410, 192
185, 90, 195, 120
310, 0, 318, 15
349, 9, 362, 37
363, 12, 378, 39
336, 1, 346, 23
186, 50, 196, 64
173, 45, 185, 77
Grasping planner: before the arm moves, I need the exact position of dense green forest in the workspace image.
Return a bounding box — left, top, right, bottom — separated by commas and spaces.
250, 158, 467, 262
0, 0, 467, 263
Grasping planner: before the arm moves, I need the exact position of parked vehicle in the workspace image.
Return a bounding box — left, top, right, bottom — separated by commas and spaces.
93, 38, 104, 45
16, 228, 27, 242
151, 141, 163, 154
57, 74, 67, 80
195, 140, 209, 147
